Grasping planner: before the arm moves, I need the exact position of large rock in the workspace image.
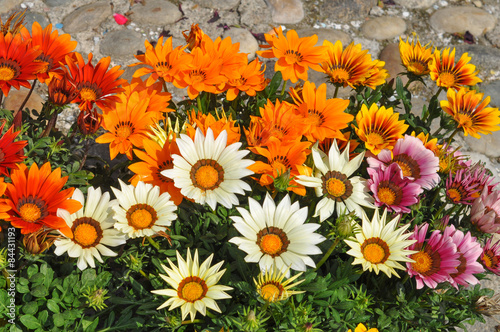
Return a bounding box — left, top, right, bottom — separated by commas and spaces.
320, 0, 376, 22
482, 80, 500, 108
296, 28, 351, 47
238, 0, 272, 31
362, 16, 406, 40
0, 0, 23, 14
192, 0, 240, 10
393, 0, 438, 8
100, 30, 146, 60
130, 0, 182, 26
454, 44, 500, 73
379, 43, 407, 85
486, 23, 500, 47
222, 28, 259, 60
4, 88, 44, 114
23, 12, 50, 31
43, 0, 73, 6
462, 133, 500, 158
62, 3, 111, 34
268, 0, 304, 24
430, 6, 497, 36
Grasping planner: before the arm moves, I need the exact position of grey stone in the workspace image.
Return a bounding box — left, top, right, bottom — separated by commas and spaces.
100, 30, 146, 60
0, 0, 22, 14
23, 12, 50, 32
379, 43, 407, 85
193, 0, 240, 10
43, 0, 73, 7
222, 28, 259, 60
320, 0, 376, 22
352, 37, 381, 59
462, 132, 500, 158
296, 28, 351, 47
62, 3, 111, 34
362, 16, 406, 40
393, 0, 438, 8
454, 44, 500, 73
238, 0, 272, 31
482, 80, 500, 108
268, 0, 304, 24
430, 6, 497, 36
130, 0, 182, 26
486, 23, 500, 47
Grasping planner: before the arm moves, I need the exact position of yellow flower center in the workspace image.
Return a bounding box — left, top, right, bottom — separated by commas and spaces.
361, 238, 390, 264
127, 204, 157, 230
456, 113, 473, 129
366, 132, 385, 146
396, 161, 412, 177
260, 234, 283, 255
438, 72, 456, 88
329, 68, 350, 82
177, 276, 208, 303
482, 253, 492, 268
116, 125, 133, 138
19, 203, 42, 223
326, 178, 346, 197
257, 227, 289, 257
190, 69, 207, 84
447, 188, 462, 203
33, 58, 49, 74
408, 61, 427, 75
80, 87, 97, 102
74, 223, 98, 247
378, 187, 396, 205
0, 66, 16, 81
191, 159, 224, 190
411, 251, 432, 274
284, 49, 303, 64
260, 283, 282, 302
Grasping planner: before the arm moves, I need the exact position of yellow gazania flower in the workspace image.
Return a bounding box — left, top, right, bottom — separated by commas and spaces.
399, 34, 433, 76
353, 103, 409, 155
257, 27, 328, 83
440, 87, 500, 139
347, 323, 379, 332
362, 59, 389, 90
411, 131, 438, 153
429, 48, 482, 89
320, 40, 377, 89
254, 264, 305, 303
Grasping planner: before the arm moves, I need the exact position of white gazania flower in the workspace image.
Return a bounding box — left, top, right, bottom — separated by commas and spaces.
295, 140, 374, 222
229, 193, 325, 273
161, 128, 254, 210
151, 248, 232, 322
111, 180, 177, 238
344, 208, 417, 278
54, 187, 126, 271
254, 264, 305, 303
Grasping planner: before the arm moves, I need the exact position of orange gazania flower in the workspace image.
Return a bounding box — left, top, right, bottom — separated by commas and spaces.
244, 116, 273, 148
411, 131, 438, 153
0, 122, 27, 176
20, 22, 77, 84
441, 87, 500, 138
257, 27, 327, 83
362, 59, 389, 89
255, 99, 306, 144
77, 109, 103, 136
131, 36, 190, 86
318, 131, 360, 160
200, 34, 248, 81
185, 110, 241, 145
47, 75, 79, 107
173, 47, 226, 99
64, 52, 126, 111
0, 32, 45, 96
249, 137, 311, 195
129, 138, 183, 205
429, 48, 481, 90
182, 23, 205, 51
399, 34, 433, 76
96, 91, 157, 160
293, 81, 352, 142
321, 40, 377, 89
0, 162, 82, 237
353, 103, 409, 155
225, 58, 266, 101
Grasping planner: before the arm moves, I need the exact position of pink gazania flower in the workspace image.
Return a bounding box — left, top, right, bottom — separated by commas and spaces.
367, 163, 423, 213
481, 238, 500, 275
406, 223, 460, 289
444, 225, 484, 288
367, 135, 440, 190
467, 163, 498, 200
470, 189, 500, 233
445, 168, 480, 205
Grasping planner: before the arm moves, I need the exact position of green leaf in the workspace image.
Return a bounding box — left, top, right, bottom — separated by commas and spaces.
30, 285, 48, 298
20, 315, 41, 330
29, 273, 45, 286
21, 301, 38, 315
83, 317, 99, 332
46, 299, 60, 313
37, 310, 48, 325
27, 265, 39, 279
53, 313, 65, 327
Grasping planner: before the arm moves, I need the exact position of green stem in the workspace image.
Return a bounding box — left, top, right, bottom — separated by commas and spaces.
429, 188, 442, 210
161, 78, 168, 93
181, 319, 204, 325
280, 80, 287, 97
146, 236, 160, 250
196, 94, 203, 112
314, 237, 341, 272
431, 126, 442, 137
433, 203, 446, 222
446, 128, 460, 147
16, 80, 37, 115
333, 85, 339, 99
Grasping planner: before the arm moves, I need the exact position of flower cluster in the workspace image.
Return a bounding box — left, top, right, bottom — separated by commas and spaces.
2, 12, 500, 331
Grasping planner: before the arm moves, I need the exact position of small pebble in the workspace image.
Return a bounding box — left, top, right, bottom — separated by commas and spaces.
55, 23, 63, 29
402, 11, 410, 18
439, 0, 448, 6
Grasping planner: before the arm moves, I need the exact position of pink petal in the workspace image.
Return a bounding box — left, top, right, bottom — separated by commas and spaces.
113, 13, 128, 25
